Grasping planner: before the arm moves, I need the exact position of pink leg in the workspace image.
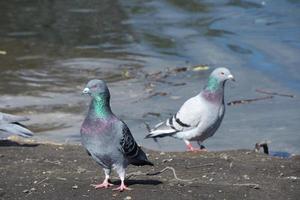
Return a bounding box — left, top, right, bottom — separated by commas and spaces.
91, 169, 113, 189
92, 179, 113, 189
113, 167, 132, 192
112, 180, 132, 192
185, 140, 207, 152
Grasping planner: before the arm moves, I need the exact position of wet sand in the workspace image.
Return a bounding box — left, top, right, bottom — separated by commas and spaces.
0, 142, 299, 200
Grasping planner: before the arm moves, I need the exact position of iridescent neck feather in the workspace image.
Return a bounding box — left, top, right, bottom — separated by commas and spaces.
90, 93, 111, 118
206, 76, 220, 92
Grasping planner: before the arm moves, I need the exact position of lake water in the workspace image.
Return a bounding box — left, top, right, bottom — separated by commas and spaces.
0, 0, 299, 154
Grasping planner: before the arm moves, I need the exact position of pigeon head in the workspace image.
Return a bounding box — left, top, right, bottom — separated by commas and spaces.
82, 79, 109, 98
83, 79, 112, 118
205, 67, 234, 92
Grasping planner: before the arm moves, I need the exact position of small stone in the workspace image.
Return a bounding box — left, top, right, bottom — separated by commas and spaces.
202, 175, 207, 178
218, 190, 222, 193
30, 188, 36, 191
72, 185, 79, 189
243, 175, 250, 180
279, 173, 284, 177
124, 196, 132, 200
188, 190, 192, 193
209, 178, 214, 181
33, 181, 38, 184
162, 158, 173, 163
23, 189, 30, 193
160, 152, 165, 155
253, 185, 260, 189
77, 167, 86, 173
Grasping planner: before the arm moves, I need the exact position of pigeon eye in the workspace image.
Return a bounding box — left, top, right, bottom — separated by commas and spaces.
220, 72, 225, 75
90, 85, 97, 89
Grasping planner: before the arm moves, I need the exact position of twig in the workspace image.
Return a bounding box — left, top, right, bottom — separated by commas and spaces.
185, 163, 214, 169
126, 167, 195, 182
36, 177, 49, 185
256, 89, 294, 98
227, 95, 273, 106
232, 183, 260, 189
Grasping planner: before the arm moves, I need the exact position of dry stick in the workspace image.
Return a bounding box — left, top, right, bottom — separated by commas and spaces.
185, 163, 214, 169
36, 177, 49, 185
233, 183, 260, 189
256, 89, 294, 98
126, 166, 195, 182
227, 95, 273, 106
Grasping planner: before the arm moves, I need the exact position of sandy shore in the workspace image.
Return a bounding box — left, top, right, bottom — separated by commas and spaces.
0, 141, 299, 200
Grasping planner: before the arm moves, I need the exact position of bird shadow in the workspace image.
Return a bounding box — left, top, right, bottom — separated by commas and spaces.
111, 179, 162, 186
0, 140, 39, 147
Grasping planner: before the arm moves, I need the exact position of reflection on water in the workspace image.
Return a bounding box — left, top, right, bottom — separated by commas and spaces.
0, 0, 139, 94
0, 0, 299, 153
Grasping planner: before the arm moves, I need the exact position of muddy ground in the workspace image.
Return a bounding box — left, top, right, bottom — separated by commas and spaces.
0, 142, 299, 200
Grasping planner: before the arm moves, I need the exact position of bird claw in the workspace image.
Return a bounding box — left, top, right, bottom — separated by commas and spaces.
186, 143, 207, 152
91, 181, 113, 189
187, 147, 208, 152
112, 184, 132, 192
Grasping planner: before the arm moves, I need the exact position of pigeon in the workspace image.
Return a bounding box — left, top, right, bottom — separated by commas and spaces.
0, 112, 33, 139
80, 79, 153, 191
145, 67, 234, 151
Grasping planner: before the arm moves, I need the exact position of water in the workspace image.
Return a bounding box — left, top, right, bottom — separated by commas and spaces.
0, 0, 299, 154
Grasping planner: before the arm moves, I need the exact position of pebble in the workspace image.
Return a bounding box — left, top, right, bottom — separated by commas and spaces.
124, 196, 132, 200
72, 185, 79, 189
243, 175, 250, 180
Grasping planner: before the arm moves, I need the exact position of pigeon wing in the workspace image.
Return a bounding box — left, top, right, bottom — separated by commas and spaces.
0, 112, 29, 123
119, 122, 153, 166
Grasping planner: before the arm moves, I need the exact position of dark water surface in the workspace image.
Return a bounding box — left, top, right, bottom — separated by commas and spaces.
0, 0, 299, 153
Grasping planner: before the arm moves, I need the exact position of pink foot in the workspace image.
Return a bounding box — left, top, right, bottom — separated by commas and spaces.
112, 184, 132, 192
187, 144, 207, 152
91, 181, 113, 189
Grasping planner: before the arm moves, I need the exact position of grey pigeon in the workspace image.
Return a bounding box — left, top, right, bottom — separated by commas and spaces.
80, 79, 153, 191
145, 68, 234, 151
0, 112, 33, 139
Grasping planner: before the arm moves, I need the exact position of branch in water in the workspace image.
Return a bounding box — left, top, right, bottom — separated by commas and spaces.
255, 89, 294, 98
227, 95, 273, 106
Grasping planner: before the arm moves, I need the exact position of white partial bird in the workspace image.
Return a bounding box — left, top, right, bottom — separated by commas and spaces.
145, 68, 234, 151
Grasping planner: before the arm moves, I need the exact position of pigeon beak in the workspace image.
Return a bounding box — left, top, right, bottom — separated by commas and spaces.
82, 88, 90, 94
228, 74, 235, 81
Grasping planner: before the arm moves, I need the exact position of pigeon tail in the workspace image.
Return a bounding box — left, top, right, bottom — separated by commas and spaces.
145, 130, 177, 139
0, 123, 33, 138
129, 148, 154, 166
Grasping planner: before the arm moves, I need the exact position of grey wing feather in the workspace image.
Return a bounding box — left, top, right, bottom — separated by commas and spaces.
0, 112, 29, 123
0, 123, 33, 138
119, 123, 139, 158
120, 122, 153, 166
0, 112, 33, 138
